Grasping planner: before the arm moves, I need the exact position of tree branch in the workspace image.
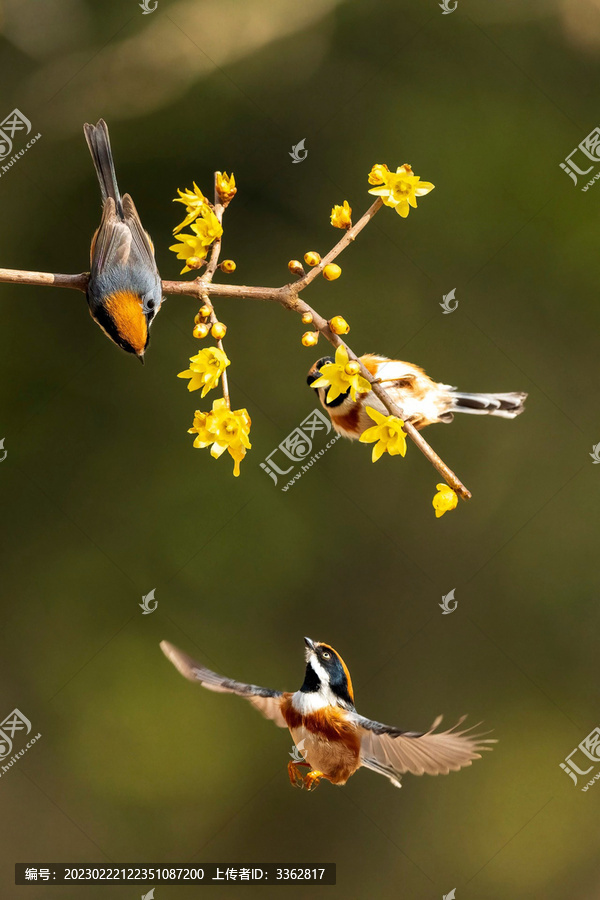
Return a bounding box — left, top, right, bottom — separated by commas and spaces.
0, 194, 472, 500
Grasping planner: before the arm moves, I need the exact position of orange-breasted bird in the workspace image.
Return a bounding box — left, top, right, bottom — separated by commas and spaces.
160, 637, 494, 791
84, 119, 163, 361
307, 353, 527, 437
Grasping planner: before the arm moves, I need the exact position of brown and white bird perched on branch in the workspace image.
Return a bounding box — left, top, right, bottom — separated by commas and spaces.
160, 637, 494, 791
307, 353, 527, 437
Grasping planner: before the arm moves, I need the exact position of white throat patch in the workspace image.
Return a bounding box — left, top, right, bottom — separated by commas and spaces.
292, 653, 336, 713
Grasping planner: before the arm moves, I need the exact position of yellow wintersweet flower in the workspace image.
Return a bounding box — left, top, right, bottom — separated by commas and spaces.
188, 398, 251, 477
311, 345, 371, 403
169, 207, 223, 273
368, 163, 434, 218
173, 182, 207, 234
216, 171, 237, 204
359, 406, 407, 462
367, 163, 390, 185
169, 233, 209, 274
330, 200, 352, 229
178, 347, 230, 397
432, 483, 458, 518
192, 205, 223, 246
208, 399, 251, 475
188, 410, 212, 446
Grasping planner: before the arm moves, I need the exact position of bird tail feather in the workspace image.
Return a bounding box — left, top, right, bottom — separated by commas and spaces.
450, 390, 527, 419
84, 119, 122, 215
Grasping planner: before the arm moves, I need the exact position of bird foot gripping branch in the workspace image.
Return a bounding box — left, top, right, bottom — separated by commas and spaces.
0, 124, 530, 512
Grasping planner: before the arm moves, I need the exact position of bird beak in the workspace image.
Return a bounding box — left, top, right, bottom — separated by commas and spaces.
137, 353, 145, 365
304, 637, 316, 651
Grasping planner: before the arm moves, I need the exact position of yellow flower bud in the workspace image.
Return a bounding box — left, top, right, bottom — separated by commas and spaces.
344, 360, 360, 375
330, 201, 352, 230
330, 315, 349, 334
323, 264, 341, 281
211, 322, 227, 339
301, 312, 314, 325
220, 259, 236, 273
301, 331, 319, 347
288, 259, 305, 277
215, 171, 237, 204
199, 305, 212, 318
304, 251, 321, 267
187, 256, 204, 270
193, 323, 210, 339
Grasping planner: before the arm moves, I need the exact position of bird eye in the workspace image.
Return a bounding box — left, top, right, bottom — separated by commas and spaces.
322, 651, 331, 660
146, 298, 155, 310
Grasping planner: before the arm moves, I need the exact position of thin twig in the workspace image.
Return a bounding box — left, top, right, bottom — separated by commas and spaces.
0, 195, 471, 500
293, 197, 383, 292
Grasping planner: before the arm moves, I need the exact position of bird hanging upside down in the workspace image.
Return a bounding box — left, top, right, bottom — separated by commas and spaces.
307, 352, 527, 437
84, 119, 163, 361
160, 637, 494, 791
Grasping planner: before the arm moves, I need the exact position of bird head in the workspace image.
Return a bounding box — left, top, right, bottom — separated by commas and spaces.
89, 285, 162, 362
306, 356, 352, 409
301, 637, 355, 708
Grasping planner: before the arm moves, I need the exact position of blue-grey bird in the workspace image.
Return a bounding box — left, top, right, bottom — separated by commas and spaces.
84, 119, 163, 361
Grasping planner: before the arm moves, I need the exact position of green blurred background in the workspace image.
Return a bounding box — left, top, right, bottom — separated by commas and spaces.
1, 0, 599, 896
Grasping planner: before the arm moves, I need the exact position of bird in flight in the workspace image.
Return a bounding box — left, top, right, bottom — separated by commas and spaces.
160, 637, 494, 791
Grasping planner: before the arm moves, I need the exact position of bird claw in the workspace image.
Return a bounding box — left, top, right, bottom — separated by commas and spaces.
287, 762, 324, 790
287, 760, 308, 788
304, 770, 324, 791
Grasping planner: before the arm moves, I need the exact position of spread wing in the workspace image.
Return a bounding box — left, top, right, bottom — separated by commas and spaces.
355, 713, 495, 788
160, 641, 287, 727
